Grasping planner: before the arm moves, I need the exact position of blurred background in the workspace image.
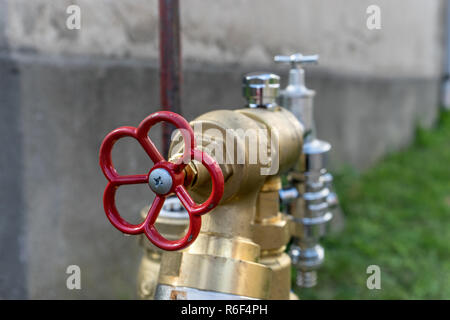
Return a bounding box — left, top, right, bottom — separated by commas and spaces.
0, 0, 448, 299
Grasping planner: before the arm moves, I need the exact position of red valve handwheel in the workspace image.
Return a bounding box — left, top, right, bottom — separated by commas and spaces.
99, 111, 224, 251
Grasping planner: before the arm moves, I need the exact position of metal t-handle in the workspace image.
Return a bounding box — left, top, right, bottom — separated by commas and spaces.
274, 53, 319, 68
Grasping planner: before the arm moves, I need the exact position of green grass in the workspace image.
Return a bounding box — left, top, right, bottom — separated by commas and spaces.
295, 110, 450, 299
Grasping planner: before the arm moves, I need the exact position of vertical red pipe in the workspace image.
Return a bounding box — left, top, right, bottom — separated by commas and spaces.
159, 0, 182, 157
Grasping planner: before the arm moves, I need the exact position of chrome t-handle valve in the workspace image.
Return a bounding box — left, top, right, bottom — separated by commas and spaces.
274, 53, 319, 139
274, 53, 319, 68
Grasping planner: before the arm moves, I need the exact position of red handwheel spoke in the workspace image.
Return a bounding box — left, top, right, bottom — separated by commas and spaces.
174, 149, 224, 215
145, 195, 166, 225
175, 185, 196, 212
137, 135, 165, 164
112, 174, 148, 185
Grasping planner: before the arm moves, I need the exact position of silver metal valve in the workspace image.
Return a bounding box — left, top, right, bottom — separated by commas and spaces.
288, 138, 333, 288
275, 52, 343, 289
321, 172, 339, 210
242, 72, 280, 109
274, 53, 319, 67
274, 53, 319, 140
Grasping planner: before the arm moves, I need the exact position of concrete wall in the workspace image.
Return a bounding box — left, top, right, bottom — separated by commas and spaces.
5, 0, 444, 77
0, 0, 445, 298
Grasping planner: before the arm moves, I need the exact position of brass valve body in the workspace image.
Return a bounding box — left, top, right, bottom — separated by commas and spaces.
154, 107, 303, 299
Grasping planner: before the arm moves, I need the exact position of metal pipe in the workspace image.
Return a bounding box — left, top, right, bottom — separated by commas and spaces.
445, 0, 450, 77
159, 0, 182, 156
442, 1, 450, 109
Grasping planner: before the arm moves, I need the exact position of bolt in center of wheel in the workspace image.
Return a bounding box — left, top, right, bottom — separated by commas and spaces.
148, 168, 173, 195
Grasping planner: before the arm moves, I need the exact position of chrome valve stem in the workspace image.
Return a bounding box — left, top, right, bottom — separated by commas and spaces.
287, 139, 333, 288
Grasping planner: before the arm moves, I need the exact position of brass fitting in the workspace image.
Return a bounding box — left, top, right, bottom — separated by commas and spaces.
252, 175, 292, 300
153, 107, 303, 299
